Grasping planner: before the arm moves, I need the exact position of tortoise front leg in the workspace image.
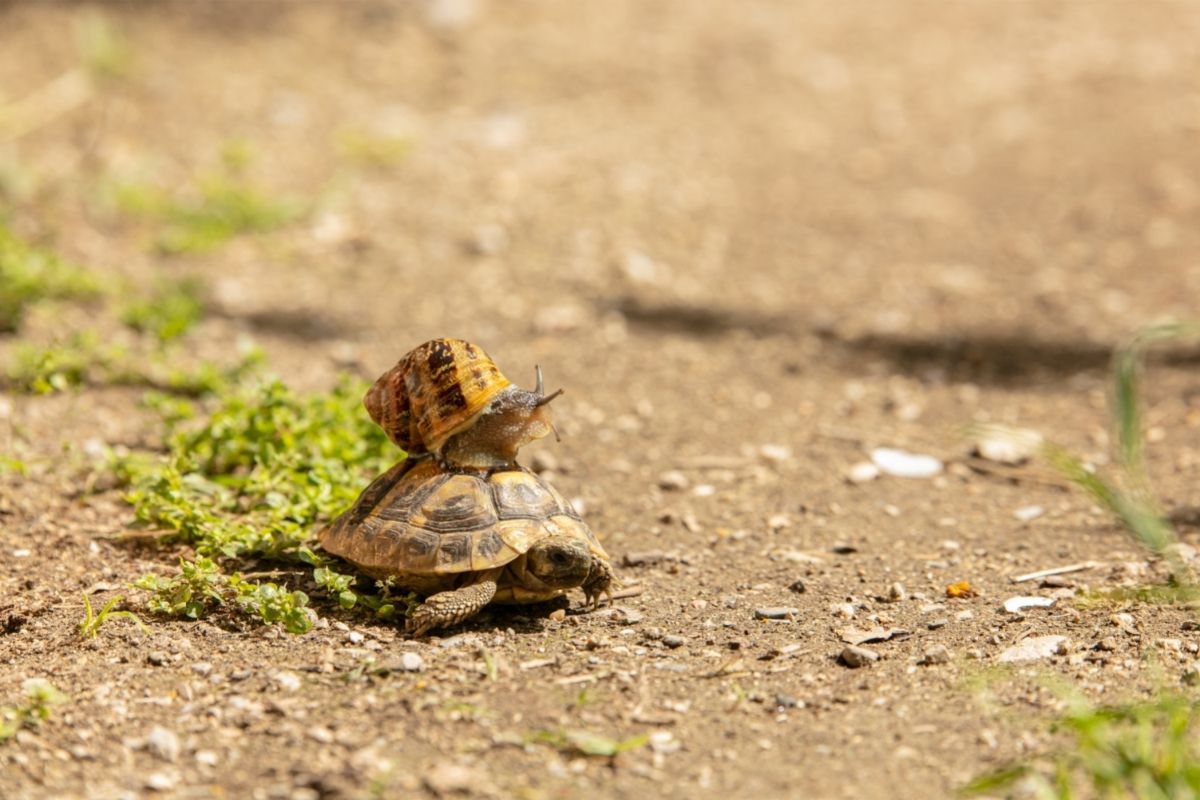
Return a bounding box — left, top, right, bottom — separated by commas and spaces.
582, 556, 615, 610
406, 578, 498, 637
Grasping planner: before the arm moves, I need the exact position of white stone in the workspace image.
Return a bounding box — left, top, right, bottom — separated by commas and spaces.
870, 447, 943, 478
998, 635, 1068, 663
1002, 596, 1056, 614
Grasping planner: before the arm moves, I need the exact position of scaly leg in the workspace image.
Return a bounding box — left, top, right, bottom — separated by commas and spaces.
406, 579, 498, 637
582, 557, 616, 609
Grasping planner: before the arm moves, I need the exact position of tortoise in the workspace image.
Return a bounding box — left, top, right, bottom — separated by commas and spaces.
319, 457, 614, 636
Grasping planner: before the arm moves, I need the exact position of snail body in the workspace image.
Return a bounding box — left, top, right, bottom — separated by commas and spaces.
364, 338, 561, 469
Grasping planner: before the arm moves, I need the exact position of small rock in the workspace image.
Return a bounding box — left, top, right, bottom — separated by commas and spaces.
1013, 505, 1045, 523
753, 607, 798, 621
657, 470, 689, 491
613, 607, 644, 624
840, 645, 880, 668
788, 578, 807, 594
147, 651, 169, 667
774, 693, 799, 709
955, 610, 974, 621
927, 619, 948, 630
870, 447, 943, 478
1095, 637, 1118, 652
190, 662, 212, 676
194, 750, 218, 767
887, 582, 907, 602
921, 645, 951, 665
662, 635, 686, 649
973, 428, 1042, 465
400, 652, 426, 672
759, 444, 792, 464
1002, 596, 1056, 614
845, 462, 880, 484
997, 635, 1068, 663
831, 602, 856, 620
548, 609, 566, 622
767, 513, 791, 532
272, 671, 302, 692
145, 773, 176, 792
144, 726, 180, 763
423, 762, 481, 796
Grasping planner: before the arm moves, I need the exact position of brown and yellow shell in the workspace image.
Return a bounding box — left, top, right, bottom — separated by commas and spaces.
364, 339, 511, 456
318, 459, 607, 594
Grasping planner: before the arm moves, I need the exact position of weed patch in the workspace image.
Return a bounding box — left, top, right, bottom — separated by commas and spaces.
0, 680, 66, 744
964, 692, 1200, 798
0, 224, 101, 332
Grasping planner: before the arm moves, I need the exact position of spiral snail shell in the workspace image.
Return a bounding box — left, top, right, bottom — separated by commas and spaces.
364, 338, 562, 469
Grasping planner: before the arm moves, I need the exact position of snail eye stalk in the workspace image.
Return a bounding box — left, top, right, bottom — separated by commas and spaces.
535, 365, 544, 396
535, 388, 564, 407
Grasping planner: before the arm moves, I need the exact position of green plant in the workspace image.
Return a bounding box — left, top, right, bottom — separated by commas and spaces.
0, 223, 101, 332
963, 692, 1200, 798
134, 557, 313, 634
121, 278, 205, 342
527, 729, 650, 758
124, 377, 405, 631
335, 128, 413, 168
0, 680, 66, 743
975, 322, 1200, 580
111, 146, 304, 255
78, 593, 149, 639
75, 12, 133, 80
5, 333, 262, 395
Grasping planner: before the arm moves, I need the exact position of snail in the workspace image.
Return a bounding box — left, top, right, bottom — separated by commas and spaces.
364, 338, 563, 470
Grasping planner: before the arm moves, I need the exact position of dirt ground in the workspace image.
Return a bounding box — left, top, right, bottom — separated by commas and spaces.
3, 2, 1200, 798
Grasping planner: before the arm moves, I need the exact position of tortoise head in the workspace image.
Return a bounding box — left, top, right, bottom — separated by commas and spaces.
523, 533, 592, 590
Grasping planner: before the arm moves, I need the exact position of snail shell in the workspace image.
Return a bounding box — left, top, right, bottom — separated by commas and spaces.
364, 339, 512, 456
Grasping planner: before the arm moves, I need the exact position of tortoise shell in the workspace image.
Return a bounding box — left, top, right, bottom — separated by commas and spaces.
364, 339, 512, 456
318, 459, 607, 598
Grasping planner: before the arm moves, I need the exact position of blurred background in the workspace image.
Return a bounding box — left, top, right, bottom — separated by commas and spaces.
2, 0, 1199, 429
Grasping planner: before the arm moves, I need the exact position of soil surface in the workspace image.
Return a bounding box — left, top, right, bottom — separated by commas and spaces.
4, 2, 1200, 799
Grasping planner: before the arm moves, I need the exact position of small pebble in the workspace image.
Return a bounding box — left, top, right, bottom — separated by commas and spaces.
145, 773, 176, 792
347, 631, 365, 645
662, 635, 686, 649
998, 635, 1068, 663
1002, 596, 1056, 614
840, 645, 879, 668
754, 607, 799, 621
774, 693, 799, 709
190, 662, 212, 676
1014, 505, 1045, 523
272, 671, 302, 692
845, 462, 880, 484
921, 645, 951, 665
927, 619, 948, 630
759, 444, 792, 464
870, 447, 943, 478
144, 726, 180, 763
147, 651, 169, 667
788, 578, 807, 594
887, 582, 907, 602
400, 652, 426, 672
657, 470, 689, 491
